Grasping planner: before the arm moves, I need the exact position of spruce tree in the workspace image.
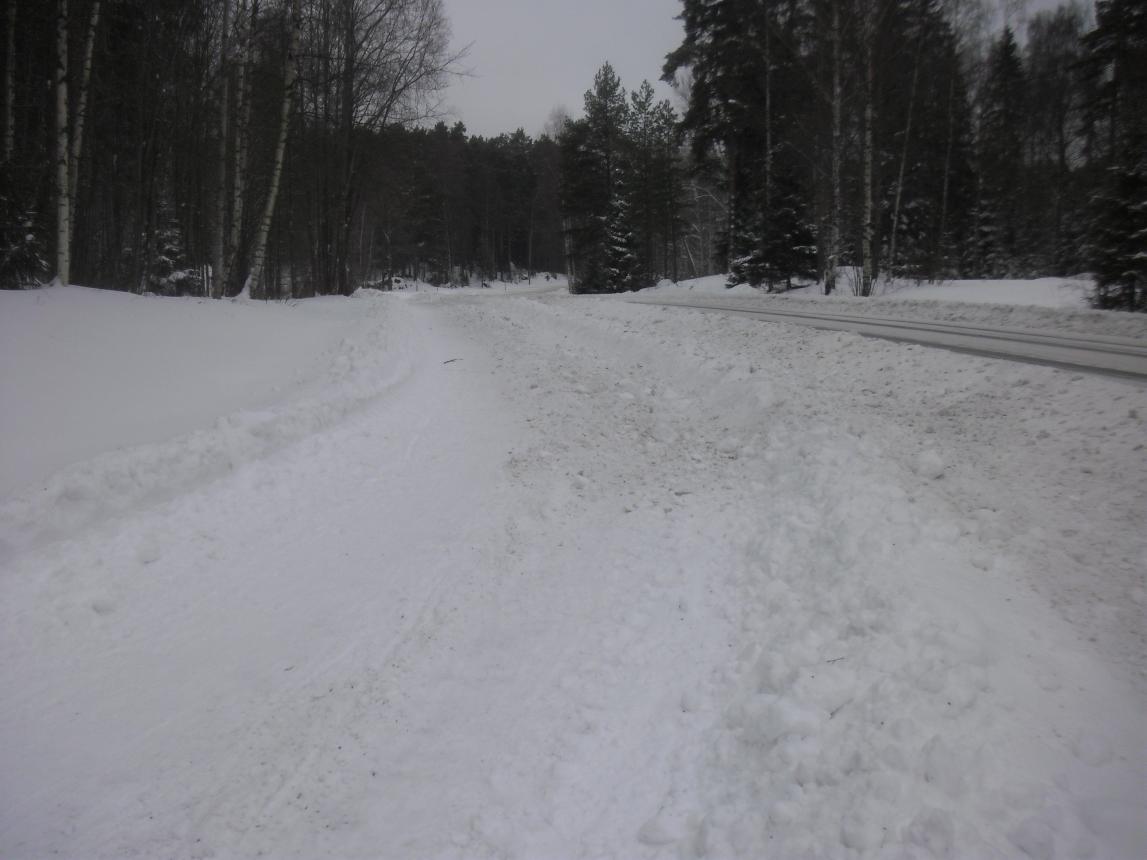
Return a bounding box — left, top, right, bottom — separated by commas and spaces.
1083, 0, 1147, 310
559, 64, 632, 293
669, 0, 839, 290
974, 27, 1027, 277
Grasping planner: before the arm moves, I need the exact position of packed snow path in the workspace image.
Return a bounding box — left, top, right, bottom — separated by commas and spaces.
1, 288, 1145, 859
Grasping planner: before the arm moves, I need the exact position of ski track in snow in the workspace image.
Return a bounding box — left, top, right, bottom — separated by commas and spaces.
1, 288, 1144, 859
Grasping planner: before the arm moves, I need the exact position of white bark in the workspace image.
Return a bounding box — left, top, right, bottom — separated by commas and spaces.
245, 0, 301, 297
225, 0, 256, 296
54, 0, 69, 286
68, 0, 99, 248
827, 1, 842, 295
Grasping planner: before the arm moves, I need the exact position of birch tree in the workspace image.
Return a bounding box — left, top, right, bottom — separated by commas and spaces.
245, 0, 302, 295
859, 0, 879, 297
887, 8, 926, 281
826, 0, 843, 294
224, 0, 257, 296
68, 0, 99, 250
54, 0, 69, 285
213, 0, 233, 298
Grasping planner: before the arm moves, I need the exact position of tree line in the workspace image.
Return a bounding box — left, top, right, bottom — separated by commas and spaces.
0, 0, 567, 297
3, 0, 1144, 310
560, 0, 1145, 310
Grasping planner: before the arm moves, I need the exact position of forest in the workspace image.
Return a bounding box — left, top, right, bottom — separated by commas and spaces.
1, 0, 1144, 309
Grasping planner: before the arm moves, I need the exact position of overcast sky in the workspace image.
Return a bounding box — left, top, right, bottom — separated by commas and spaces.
439, 0, 1083, 139
440, 0, 683, 138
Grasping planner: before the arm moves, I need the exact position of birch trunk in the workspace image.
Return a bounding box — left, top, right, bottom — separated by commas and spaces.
889, 30, 924, 283
337, 0, 357, 295
860, 7, 877, 298
763, 0, 772, 289
213, 0, 233, 298
826, 1, 842, 295
245, 0, 301, 297
68, 0, 99, 249
226, 0, 257, 295
54, 0, 69, 286
3, 0, 15, 164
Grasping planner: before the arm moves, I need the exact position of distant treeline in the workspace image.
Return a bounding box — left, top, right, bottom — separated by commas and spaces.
0, 0, 565, 297
561, 0, 1145, 309
2, 0, 1144, 310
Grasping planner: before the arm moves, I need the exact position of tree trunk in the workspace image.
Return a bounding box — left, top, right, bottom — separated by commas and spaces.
889, 24, 924, 284
213, 0, 233, 298
935, 61, 956, 282
860, 5, 877, 298
826, 0, 842, 295
68, 0, 99, 251
3, 0, 14, 164
338, 0, 356, 295
54, 0, 70, 286
763, 0, 773, 290
227, 0, 257, 295
245, 0, 300, 297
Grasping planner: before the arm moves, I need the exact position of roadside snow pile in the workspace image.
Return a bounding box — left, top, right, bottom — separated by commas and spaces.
877, 276, 1094, 308
647, 275, 1094, 309
481, 292, 1147, 858
0, 287, 411, 555
1, 285, 1143, 858
641, 276, 1147, 339
644, 273, 761, 296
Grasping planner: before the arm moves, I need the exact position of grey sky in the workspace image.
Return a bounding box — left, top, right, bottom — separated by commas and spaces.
440, 0, 684, 138
439, 0, 1085, 139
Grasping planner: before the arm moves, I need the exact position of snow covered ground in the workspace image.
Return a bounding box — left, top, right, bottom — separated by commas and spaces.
642, 275, 1147, 340
647, 274, 1095, 310
1, 285, 1144, 859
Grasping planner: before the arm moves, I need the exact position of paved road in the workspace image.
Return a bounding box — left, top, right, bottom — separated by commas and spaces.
632, 298, 1147, 381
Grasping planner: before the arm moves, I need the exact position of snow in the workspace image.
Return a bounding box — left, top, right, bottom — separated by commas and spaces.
1, 285, 1145, 859
641, 275, 1147, 340
877, 277, 1095, 309
647, 274, 1095, 309
0, 286, 368, 497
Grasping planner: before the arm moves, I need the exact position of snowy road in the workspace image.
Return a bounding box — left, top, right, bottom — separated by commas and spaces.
633, 297, 1147, 379
2, 288, 1145, 859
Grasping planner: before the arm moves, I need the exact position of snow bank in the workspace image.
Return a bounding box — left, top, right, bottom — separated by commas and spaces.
474, 291, 1147, 858
1, 284, 1143, 859
640, 277, 1147, 340
650, 274, 1095, 309
878, 276, 1095, 308
645, 273, 761, 296
0, 287, 412, 555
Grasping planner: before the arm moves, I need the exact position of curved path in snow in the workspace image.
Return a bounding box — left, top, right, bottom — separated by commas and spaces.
633, 298, 1147, 380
